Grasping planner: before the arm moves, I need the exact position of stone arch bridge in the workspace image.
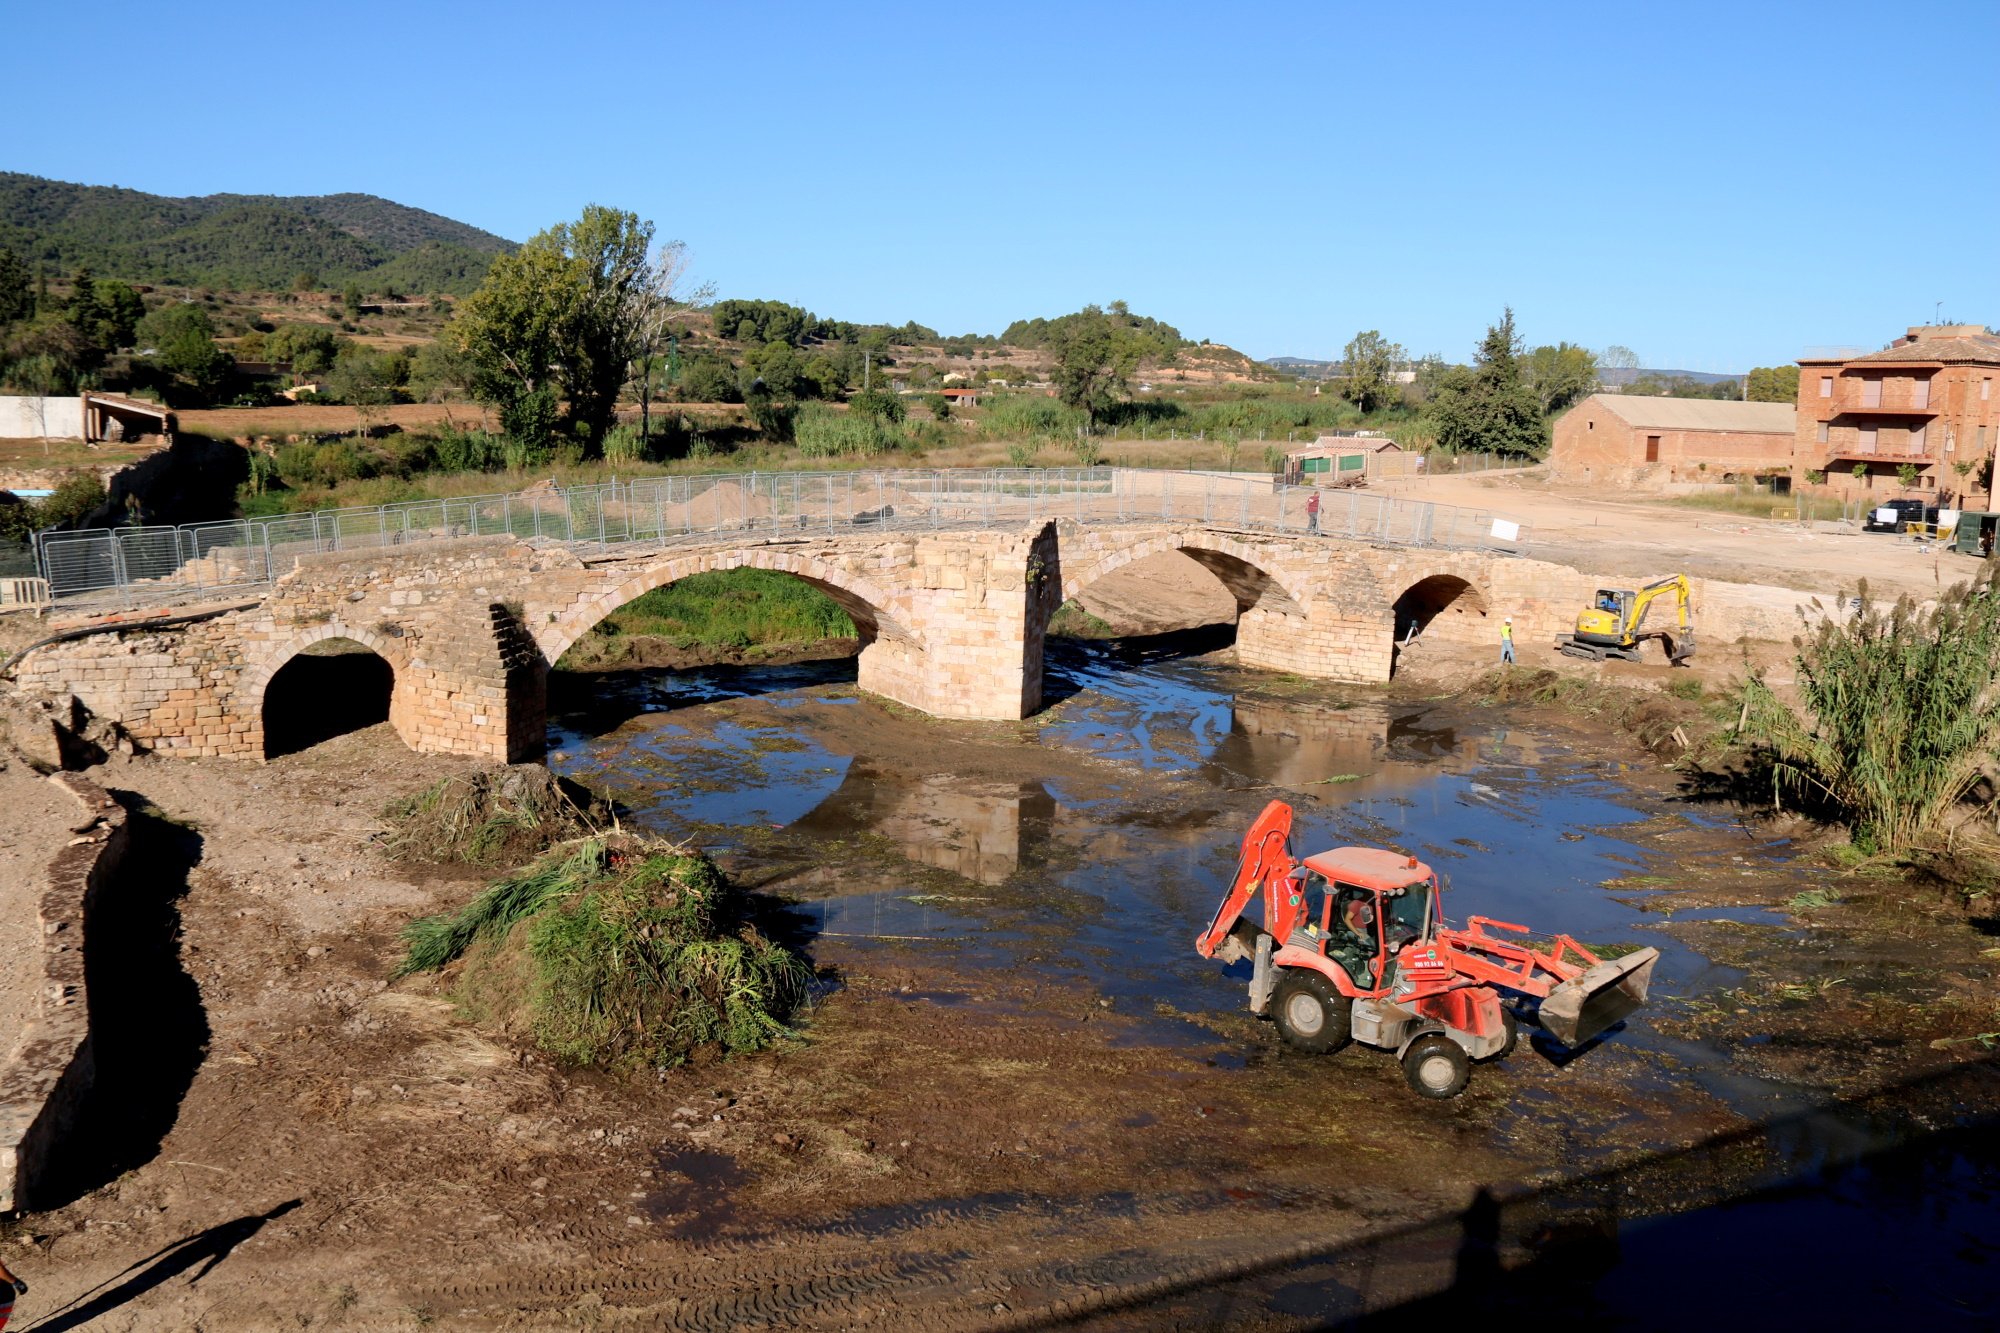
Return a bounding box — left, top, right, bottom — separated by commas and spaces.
9, 522, 1622, 762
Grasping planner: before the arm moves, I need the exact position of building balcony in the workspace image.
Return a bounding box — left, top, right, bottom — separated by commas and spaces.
1829, 404, 1938, 418
1816, 446, 1934, 464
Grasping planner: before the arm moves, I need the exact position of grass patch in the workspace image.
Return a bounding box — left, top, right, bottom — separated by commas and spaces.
385, 765, 611, 867
562, 567, 856, 667
1788, 888, 1841, 910
1046, 599, 1115, 639
397, 837, 811, 1067
1661, 490, 1852, 522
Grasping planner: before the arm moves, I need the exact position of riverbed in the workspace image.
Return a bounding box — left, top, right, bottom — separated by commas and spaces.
543, 637, 2000, 1324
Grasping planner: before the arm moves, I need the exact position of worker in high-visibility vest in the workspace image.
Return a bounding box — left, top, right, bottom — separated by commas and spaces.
1500, 617, 1515, 664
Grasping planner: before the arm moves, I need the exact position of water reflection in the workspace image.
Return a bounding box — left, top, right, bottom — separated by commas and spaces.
794, 762, 1056, 886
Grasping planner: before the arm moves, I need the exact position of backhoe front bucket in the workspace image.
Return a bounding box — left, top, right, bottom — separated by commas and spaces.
1539, 947, 1659, 1046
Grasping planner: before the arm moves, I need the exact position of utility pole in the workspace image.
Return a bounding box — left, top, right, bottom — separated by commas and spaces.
864, 350, 871, 392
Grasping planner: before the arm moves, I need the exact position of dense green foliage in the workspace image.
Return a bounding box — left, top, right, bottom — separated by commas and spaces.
1746, 364, 1801, 403
1424, 309, 1550, 457
1520, 342, 1600, 416
1337, 330, 1406, 414
1744, 566, 2000, 854
0, 172, 511, 292
573, 567, 857, 662
0, 470, 106, 543
1005, 300, 1186, 362
398, 838, 811, 1067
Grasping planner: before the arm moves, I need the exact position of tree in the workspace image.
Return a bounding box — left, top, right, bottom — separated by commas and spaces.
1746, 364, 1801, 403
1897, 462, 1920, 490
266, 323, 341, 378
1050, 307, 1138, 430
138, 303, 231, 403
1600, 344, 1640, 371
94, 280, 144, 349
451, 204, 662, 452
0, 249, 31, 325
342, 282, 365, 321
1521, 342, 1600, 415
1423, 308, 1547, 457
627, 237, 713, 442
1337, 330, 1406, 414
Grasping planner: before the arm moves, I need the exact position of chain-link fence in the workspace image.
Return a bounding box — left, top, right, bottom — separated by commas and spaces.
31, 467, 1529, 608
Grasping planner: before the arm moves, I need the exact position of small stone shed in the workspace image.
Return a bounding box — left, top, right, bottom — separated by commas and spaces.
1285, 435, 1402, 485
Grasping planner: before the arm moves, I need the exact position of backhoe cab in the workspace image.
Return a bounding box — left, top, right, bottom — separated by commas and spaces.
1196, 800, 1659, 1099
1558, 573, 1695, 664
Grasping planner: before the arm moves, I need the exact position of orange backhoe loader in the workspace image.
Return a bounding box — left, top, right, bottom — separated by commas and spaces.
1195, 800, 1659, 1098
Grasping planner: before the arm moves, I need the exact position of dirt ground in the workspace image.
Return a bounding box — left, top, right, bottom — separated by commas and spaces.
1374, 467, 1974, 602
0, 760, 84, 1063
3, 658, 1995, 1329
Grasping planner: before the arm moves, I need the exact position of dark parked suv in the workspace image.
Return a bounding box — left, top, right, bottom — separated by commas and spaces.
1863, 499, 1939, 533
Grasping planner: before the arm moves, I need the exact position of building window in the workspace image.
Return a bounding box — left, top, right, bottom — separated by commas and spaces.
1587, 419, 1594, 430
1984, 377, 1992, 401
1819, 376, 1833, 399
1862, 377, 1882, 408
1859, 426, 1878, 453
1910, 423, 1926, 453
1816, 421, 1830, 443
1645, 435, 1660, 463
1913, 376, 1930, 409
1981, 425, 1990, 452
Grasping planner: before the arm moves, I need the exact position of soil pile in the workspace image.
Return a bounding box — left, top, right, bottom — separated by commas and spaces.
384, 764, 612, 866
659, 480, 774, 530
397, 837, 810, 1068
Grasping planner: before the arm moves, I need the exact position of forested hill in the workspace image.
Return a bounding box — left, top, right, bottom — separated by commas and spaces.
0, 173, 515, 293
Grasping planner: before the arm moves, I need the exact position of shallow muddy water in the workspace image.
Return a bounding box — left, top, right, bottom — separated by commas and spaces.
547, 641, 2000, 1317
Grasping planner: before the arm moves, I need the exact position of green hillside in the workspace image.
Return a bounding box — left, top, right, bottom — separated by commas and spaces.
0, 173, 515, 293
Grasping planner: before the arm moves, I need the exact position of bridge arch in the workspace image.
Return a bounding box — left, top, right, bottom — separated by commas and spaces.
1387, 571, 1492, 674
536, 549, 921, 669
243, 623, 415, 759
1059, 531, 1312, 622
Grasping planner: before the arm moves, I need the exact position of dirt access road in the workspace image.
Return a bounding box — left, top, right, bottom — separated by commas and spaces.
7, 652, 1999, 1330
1375, 467, 1975, 603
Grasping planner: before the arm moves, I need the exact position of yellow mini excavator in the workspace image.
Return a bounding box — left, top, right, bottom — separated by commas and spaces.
1556, 573, 1695, 664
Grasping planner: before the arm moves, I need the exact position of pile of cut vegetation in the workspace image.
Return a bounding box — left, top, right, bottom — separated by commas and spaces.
385, 764, 613, 866
396, 837, 810, 1067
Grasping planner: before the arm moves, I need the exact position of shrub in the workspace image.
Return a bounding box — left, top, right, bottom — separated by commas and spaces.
795, 402, 897, 458
1743, 565, 2000, 854
602, 424, 648, 464
848, 388, 905, 422
432, 428, 506, 473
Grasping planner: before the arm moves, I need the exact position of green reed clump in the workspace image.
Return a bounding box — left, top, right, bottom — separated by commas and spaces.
396, 837, 810, 1066
385, 765, 611, 866
1743, 565, 2000, 854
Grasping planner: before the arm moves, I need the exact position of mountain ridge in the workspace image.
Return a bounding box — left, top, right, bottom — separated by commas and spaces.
0, 172, 515, 293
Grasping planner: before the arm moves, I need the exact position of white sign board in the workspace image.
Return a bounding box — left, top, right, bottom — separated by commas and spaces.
1874, 507, 1900, 526
1490, 519, 1520, 542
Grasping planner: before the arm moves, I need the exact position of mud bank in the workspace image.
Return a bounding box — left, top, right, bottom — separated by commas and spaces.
5, 639, 1995, 1329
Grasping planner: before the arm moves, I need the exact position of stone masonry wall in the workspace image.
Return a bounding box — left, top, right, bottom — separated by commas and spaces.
7, 526, 1835, 763
0, 773, 128, 1212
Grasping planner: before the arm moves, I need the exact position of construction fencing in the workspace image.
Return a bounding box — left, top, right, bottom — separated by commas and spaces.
31, 467, 1529, 608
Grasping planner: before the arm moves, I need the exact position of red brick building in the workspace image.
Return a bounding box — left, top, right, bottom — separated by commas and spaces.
1792, 326, 2000, 507
1547, 394, 1796, 488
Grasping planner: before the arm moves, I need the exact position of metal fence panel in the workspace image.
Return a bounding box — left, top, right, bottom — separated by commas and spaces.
33, 466, 1526, 604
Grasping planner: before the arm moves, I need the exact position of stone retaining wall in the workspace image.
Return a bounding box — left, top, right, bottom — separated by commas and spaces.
0, 772, 127, 1212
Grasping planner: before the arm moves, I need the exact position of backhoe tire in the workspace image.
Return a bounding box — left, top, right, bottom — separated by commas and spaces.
1271, 971, 1351, 1054
1402, 1034, 1472, 1099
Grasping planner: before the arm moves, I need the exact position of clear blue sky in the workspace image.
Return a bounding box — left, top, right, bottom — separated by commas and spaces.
7, 1, 1995, 371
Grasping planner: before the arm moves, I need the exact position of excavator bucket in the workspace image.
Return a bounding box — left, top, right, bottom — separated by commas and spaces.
1539, 947, 1659, 1046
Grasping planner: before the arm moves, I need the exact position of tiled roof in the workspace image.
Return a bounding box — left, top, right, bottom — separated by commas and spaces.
1847, 334, 2000, 366
1586, 394, 1795, 433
